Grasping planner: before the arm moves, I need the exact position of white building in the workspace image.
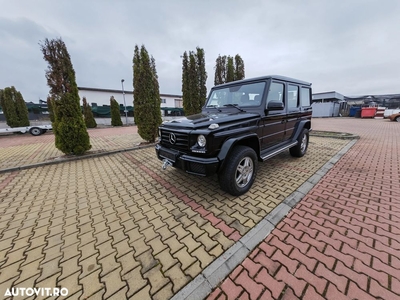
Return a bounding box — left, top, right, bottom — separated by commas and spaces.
78, 87, 182, 108
311, 91, 346, 117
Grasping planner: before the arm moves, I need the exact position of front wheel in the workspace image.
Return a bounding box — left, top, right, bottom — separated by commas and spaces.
395, 117, 400, 122
218, 146, 258, 196
290, 128, 309, 157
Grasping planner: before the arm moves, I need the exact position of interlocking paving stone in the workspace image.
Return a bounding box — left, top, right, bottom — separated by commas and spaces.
0, 121, 377, 299
206, 118, 400, 300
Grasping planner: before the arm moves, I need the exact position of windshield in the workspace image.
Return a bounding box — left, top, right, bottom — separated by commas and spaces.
206, 81, 266, 108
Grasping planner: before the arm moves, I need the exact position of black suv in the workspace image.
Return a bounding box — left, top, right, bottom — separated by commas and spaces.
155, 75, 312, 196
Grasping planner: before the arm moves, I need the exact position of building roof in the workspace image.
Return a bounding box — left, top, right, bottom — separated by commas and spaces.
344, 93, 400, 101
78, 86, 182, 98
312, 91, 345, 101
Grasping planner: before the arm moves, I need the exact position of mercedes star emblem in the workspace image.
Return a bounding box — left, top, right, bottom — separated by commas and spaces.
169, 133, 176, 144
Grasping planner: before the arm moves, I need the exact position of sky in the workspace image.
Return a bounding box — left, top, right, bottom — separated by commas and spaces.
1, 0, 399, 103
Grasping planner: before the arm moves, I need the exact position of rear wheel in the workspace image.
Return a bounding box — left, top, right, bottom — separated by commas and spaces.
218, 146, 258, 196
29, 127, 43, 136
290, 128, 309, 157
396, 117, 400, 122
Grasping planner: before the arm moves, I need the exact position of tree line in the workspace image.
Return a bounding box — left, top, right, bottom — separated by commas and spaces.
1, 37, 245, 155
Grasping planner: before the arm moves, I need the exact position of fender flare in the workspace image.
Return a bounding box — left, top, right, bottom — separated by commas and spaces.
292, 120, 311, 140
217, 133, 260, 170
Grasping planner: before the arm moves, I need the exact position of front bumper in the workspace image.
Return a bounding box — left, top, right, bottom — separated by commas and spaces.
155, 144, 220, 176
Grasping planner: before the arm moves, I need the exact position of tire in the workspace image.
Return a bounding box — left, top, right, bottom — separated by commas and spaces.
218, 145, 258, 196
396, 117, 400, 122
290, 128, 309, 157
29, 127, 43, 136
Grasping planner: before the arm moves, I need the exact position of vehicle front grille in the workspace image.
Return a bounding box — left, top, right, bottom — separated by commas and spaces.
160, 129, 189, 151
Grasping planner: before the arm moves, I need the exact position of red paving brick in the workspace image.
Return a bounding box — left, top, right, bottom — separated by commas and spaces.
207, 118, 400, 299
123, 151, 242, 242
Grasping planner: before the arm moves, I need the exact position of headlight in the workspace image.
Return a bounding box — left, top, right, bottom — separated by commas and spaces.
197, 135, 206, 147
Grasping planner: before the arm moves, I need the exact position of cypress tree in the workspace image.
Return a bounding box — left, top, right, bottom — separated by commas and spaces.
47, 96, 55, 123
182, 51, 190, 115
0, 87, 19, 127
196, 47, 207, 110
15, 90, 30, 127
214, 54, 245, 84
0, 86, 30, 127
132, 44, 162, 142
214, 55, 223, 86
234, 54, 245, 80
110, 96, 123, 126
181, 47, 208, 116
82, 97, 97, 128
226, 57, 235, 83
187, 52, 198, 115
40, 38, 91, 155
220, 55, 227, 84
150, 56, 162, 137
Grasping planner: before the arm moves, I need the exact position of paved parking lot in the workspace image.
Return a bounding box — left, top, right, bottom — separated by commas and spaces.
0, 118, 398, 299
0, 127, 143, 170
208, 118, 400, 299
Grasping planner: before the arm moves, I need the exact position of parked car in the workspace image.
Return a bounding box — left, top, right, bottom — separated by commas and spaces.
155, 75, 312, 196
384, 109, 400, 118
389, 112, 400, 122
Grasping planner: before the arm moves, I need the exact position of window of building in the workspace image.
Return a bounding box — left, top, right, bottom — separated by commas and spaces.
160, 98, 166, 104
174, 99, 183, 108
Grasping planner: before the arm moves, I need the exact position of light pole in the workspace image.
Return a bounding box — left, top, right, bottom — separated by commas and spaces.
121, 79, 128, 125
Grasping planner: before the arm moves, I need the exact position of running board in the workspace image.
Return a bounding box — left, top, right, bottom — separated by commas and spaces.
261, 141, 298, 161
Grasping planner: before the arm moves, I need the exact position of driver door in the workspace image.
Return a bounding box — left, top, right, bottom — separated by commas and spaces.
261, 81, 286, 149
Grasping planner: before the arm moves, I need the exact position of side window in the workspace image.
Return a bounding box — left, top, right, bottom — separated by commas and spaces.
288, 85, 299, 108
300, 87, 311, 106
266, 82, 284, 107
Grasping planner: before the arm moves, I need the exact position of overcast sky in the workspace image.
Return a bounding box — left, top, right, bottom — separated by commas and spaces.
1, 0, 399, 102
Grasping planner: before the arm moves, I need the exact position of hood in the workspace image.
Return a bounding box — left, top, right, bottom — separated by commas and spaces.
160, 111, 259, 130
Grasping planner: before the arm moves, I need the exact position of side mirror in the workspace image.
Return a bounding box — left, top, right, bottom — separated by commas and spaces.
267, 101, 284, 111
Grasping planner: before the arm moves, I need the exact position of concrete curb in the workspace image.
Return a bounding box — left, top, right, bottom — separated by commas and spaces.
310, 131, 360, 140
0, 143, 156, 174
171, 138, 358, 300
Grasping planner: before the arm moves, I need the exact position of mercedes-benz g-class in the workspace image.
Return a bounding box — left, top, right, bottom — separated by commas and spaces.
155, 75, 312, 196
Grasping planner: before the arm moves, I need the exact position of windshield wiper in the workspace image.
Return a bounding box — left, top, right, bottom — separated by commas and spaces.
206, 105, 222, 112
223, 104, 245, 112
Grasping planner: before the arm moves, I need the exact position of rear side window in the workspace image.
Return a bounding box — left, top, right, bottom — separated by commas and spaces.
301, 87, 311, 106
288, 85, 299, 108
